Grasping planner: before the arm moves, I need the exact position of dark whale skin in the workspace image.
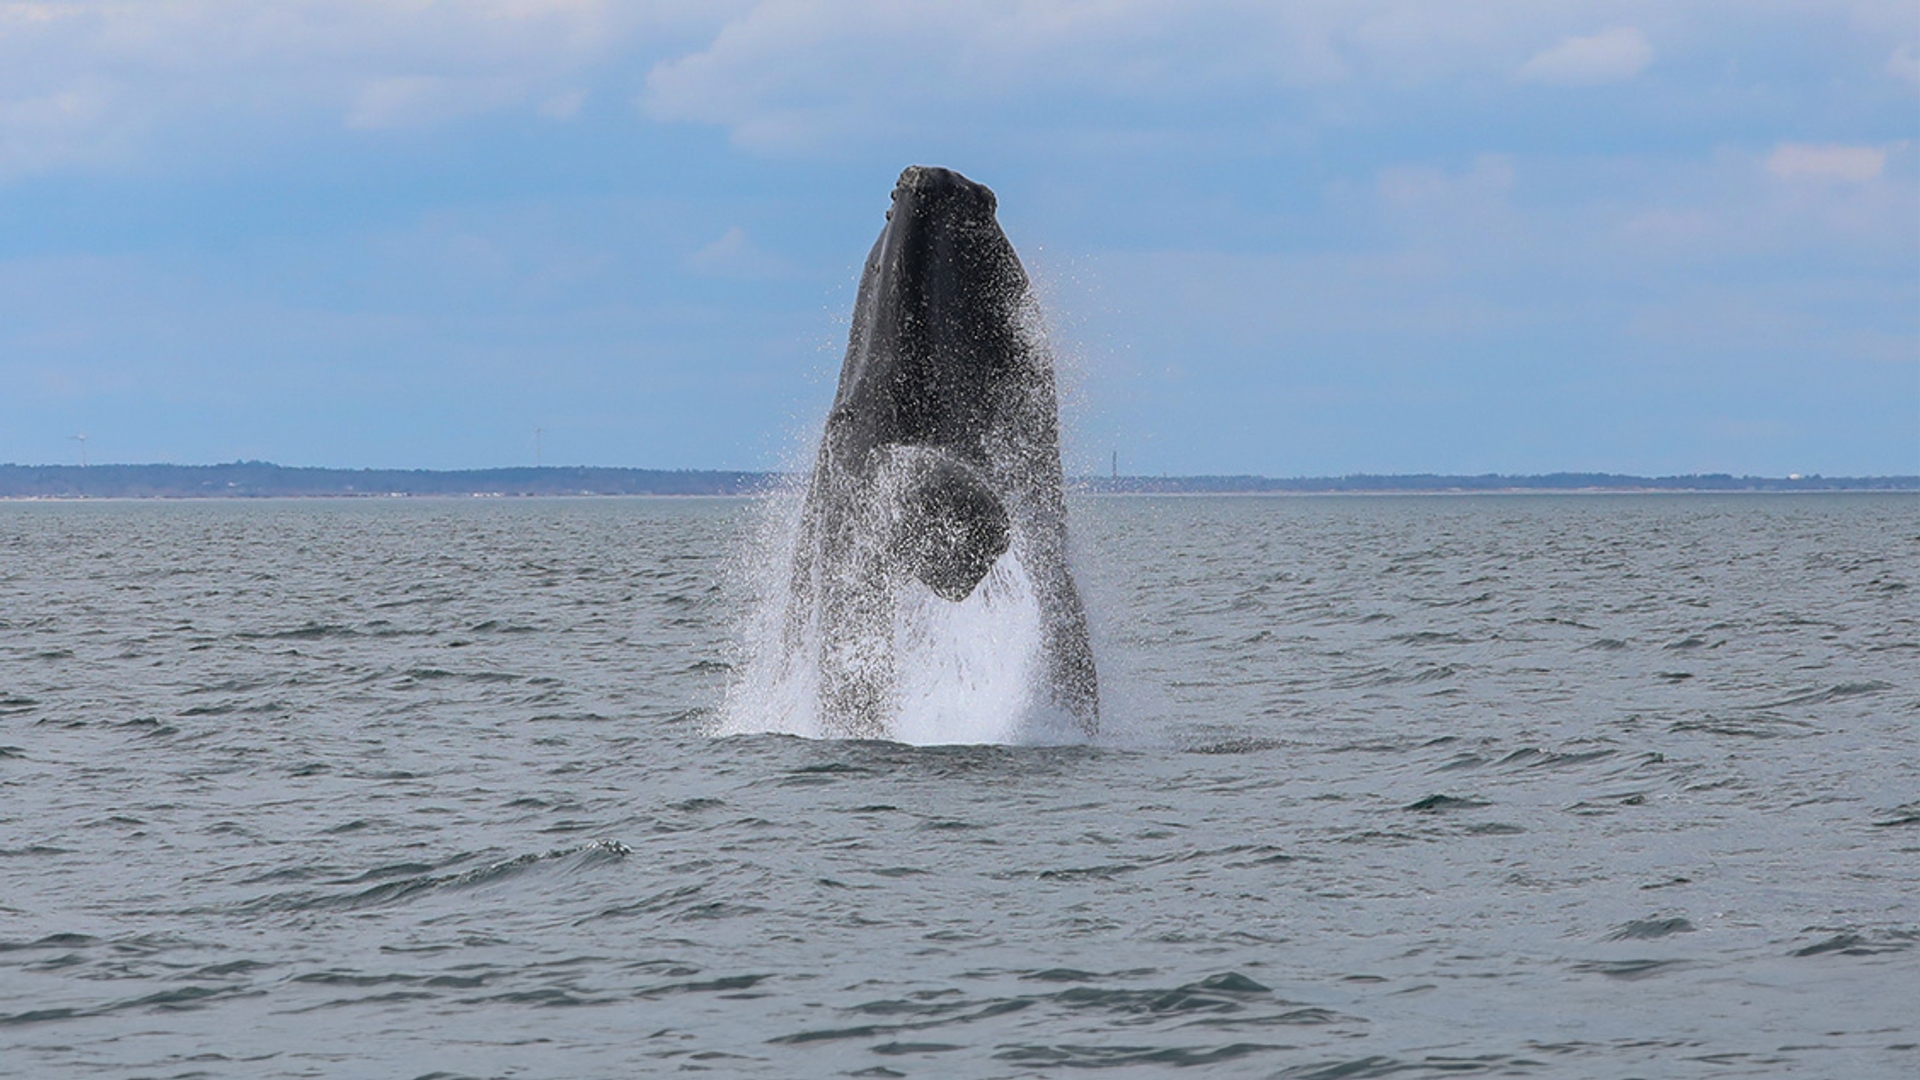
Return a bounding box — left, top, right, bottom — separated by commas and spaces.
785, 166, 1098, 739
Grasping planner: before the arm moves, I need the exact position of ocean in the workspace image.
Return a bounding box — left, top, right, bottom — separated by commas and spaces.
1, 493, 1915, 1078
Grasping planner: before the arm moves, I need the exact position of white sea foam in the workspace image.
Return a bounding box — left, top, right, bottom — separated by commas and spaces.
887, 555, 1045, 745
718, 477, 1076, 745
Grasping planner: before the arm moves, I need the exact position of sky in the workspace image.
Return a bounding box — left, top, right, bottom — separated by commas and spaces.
1, 0, 1915, 477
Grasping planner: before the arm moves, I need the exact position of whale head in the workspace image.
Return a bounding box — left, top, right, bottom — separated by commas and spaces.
832, 166, 1031, 456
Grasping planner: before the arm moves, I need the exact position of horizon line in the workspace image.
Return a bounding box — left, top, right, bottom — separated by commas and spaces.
4, 461, 1917, 481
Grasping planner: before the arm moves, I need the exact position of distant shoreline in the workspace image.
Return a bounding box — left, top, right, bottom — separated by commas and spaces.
1, 462, 1913, 499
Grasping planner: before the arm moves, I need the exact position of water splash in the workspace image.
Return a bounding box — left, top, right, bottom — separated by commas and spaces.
720, 479, 1088, 746
717, 166, 1100, 746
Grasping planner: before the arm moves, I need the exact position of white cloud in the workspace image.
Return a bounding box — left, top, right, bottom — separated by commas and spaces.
1378, 154, 1515, 206
0, 0, 725, 179
539, 89, 589, 120
642, 0, 1195, 151
0, 87, 115, 175
1600, 144, 1914, 269
645, 0, 1681, 147
642, 0, 1587, 151
346, 75, 530, 131
1515, 26, 1653, 85
1889, 43, 1920, 86
686, 226, 789, 279
1767, 142, 1886, 182
1369, 154, 1527, 256
650, 4, 1920, 153
1, 0, 1914, 179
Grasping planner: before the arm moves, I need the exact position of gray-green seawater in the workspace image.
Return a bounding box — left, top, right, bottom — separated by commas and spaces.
1, 494, 1915, 1078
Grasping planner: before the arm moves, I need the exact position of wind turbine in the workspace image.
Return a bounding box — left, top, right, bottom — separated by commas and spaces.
534, 427, 544, 468
69, 433, 88, 467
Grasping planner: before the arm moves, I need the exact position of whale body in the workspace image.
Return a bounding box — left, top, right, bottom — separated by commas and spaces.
784, 165, 1098, 739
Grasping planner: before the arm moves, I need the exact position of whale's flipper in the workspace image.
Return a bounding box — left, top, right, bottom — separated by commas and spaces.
887, 449, 1011, 602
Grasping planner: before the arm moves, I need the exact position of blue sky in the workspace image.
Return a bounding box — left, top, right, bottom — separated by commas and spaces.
2, 1, 1914, 476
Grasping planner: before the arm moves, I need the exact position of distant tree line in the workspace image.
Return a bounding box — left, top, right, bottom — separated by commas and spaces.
0, 462, 774, 498
1073, 472, 1919, 494
0, 462, 1912, 498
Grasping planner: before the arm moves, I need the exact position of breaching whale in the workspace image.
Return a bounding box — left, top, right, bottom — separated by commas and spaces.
783, 165, 1098, 739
